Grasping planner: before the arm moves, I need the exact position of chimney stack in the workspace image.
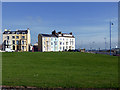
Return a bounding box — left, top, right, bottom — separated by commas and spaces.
70, 32, 72, 35
4, 29, 7, 31
58, 32, 62, 34
52, 30, 56, 35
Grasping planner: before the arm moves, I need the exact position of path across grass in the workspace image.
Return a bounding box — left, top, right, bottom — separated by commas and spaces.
2, 52, 118, 88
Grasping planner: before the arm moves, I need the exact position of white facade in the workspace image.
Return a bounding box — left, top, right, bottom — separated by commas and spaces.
58, 37, 75, 51
38, 31, 75, 52
41, 36, 59, 52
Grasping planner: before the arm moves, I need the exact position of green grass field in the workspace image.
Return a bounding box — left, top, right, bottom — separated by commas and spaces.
2, 52, 118, 88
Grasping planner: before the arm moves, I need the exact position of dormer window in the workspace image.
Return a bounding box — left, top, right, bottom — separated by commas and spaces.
16, 32, 19, 34
16, 36, 19, 39
22, 32, 25, 34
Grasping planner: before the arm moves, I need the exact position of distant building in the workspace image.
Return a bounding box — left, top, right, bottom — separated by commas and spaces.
2, 28, 31, 52
32, 42, 38, 52
38, 30, 75, 52
80, 48, 86, 52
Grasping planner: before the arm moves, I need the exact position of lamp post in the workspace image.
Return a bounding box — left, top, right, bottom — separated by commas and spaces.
104, 37, 106, 50
92, 41, 95, 51
110, 21, 113, 55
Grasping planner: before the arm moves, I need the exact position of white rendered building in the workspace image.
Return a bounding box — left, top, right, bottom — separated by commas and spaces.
38, 30, 75, 52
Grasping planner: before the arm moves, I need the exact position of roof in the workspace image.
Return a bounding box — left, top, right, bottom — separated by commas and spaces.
41, 34, 51, 37
58, 36, 75, 38
40, 34, 58, 37
3, 30, 28, 34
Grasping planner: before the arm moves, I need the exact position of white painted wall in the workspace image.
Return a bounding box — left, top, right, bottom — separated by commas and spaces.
58, 37, 75, 51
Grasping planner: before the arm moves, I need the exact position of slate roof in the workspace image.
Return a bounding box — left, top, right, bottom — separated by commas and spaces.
40, 34, 58, 37
3, 30, 28, 34
39, 33, 74, 38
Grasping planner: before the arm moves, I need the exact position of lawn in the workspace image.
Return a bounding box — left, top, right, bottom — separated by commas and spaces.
2, 52, 118, 88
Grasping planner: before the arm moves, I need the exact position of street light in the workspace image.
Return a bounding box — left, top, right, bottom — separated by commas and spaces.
110, 21, 113, 55
92, 41, 95, 51
104, 37, 106, 50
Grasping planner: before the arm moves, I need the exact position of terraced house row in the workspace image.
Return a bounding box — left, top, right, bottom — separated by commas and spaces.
2, 29, 75, 52
38, 30, 75, 52
2, 28, 31, 52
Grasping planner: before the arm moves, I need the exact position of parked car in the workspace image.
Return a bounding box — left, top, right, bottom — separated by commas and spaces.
68, 49, 80, 52
5, 48, 15, 52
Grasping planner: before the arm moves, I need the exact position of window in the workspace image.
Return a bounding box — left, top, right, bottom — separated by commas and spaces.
63, 43, 64, 45
12, 40, 15, 44
22, 32, 25, 34
16, 40, 19, 45
22, 41, 24, 45
54, 41, 57, 45
66, 42, 68, 45
60, 47, 62, 50
22, 36, 25, 39
51, 42, 53, 45
16, 36, 19, 39
12, 36, 15, 39
44, 42, 45, 45
13, 45, 15, 50
16, 32, 19, 34
47, 41, 49, 45
7, 36, 9, 40
66, 46, 68, 49
70, 41, 71, 45
72, 41, 73, 45
60, 42, 62, 45
63, 47, 65, 50
22, 46, 24, 50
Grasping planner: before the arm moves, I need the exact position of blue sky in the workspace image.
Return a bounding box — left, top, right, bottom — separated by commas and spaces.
2, 2, 118, 49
